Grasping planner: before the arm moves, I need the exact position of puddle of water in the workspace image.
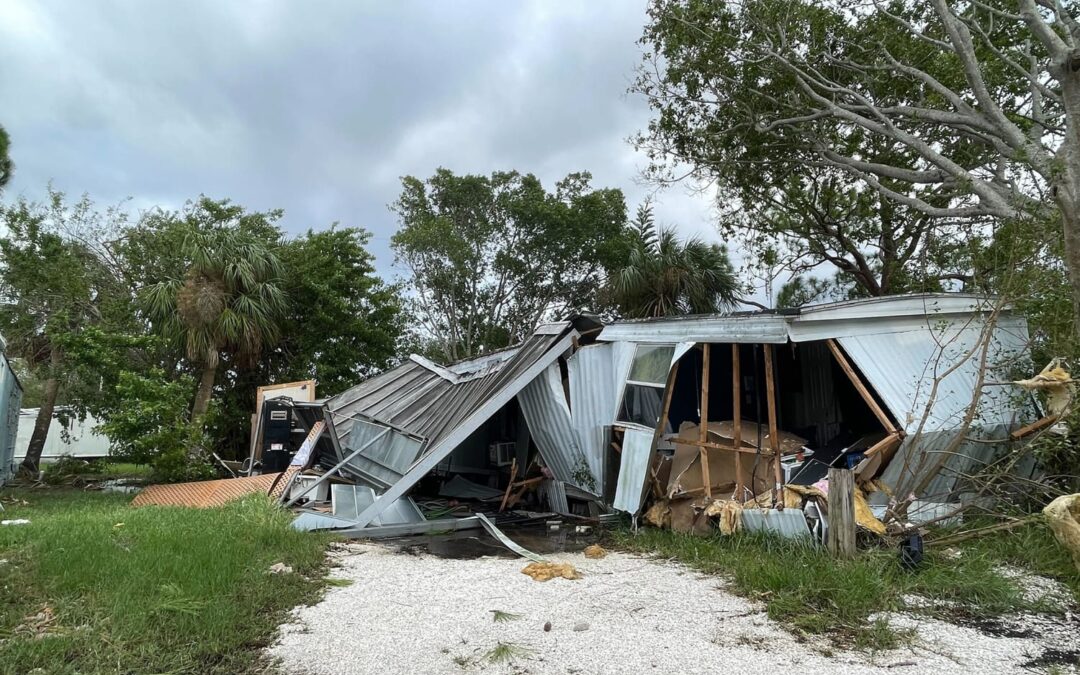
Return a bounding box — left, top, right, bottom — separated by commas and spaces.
387, 523, 601, 560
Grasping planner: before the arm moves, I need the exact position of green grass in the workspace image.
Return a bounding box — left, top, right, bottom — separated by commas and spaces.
608, 519, 1079, 650
0, 487, 332, 674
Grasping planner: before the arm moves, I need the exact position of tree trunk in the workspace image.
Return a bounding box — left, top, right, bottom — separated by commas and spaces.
21, 346, 61, 475
191, 364, 217, 422
1056, 69, 1080, 341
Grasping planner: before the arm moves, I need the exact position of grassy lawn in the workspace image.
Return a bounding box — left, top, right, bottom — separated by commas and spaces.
0, 487, 332, 674
609, 519, 1080, 651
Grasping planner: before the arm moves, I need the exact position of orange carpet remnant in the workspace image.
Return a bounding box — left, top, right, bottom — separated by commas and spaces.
131, 469, 298, 508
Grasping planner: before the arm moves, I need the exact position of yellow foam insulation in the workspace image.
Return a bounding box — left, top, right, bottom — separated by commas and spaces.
1015, 359, 1074, 416
521, 562, 582, 582
583, 544, 607, 559
1044, 494, 1080, 573
704, 499, 743, 535
643, 500, 671, 529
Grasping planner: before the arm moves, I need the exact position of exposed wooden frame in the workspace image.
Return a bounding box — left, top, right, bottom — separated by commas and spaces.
732, 344, 743, 502
1010, 414, 1059, 439
671, 439, 767, 454
826, 339, 898, 435
764, 344, 783, 508
699, 344, 712, 498
647, 361, 681, 499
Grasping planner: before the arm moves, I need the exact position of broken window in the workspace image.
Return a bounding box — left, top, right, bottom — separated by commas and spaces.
617, 344, 675, 427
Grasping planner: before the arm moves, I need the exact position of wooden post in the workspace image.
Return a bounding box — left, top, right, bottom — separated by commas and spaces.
648, 363, 680, 498
699, 344, 712, 499
826, 339, 897, 435
732, 344, 743, 502
763, 344, 783, 508
827, 467, 856, 558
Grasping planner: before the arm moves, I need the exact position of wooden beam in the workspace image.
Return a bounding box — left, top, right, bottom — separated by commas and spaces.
827, 467, 856, 558
764, 344, 783, 508
671, 439, 768, 454
827, 339, 897, 435
1010, 414, 1059, 439
864, 433, 902, 458
732, 344, 743, 502
699, 344, 712, 498
648, 362, 680, 498
499, 457, 518, 512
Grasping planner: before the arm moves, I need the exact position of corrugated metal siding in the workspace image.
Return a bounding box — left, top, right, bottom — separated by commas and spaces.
327, 327, 573, 477
598, 315, 789, 344
567, 342, 635, 492
612, 426, 654, 514
880, 423, 1038, 499
836, 314, 1032, 433
518, 363, 591, 491
0, 353, 22, 484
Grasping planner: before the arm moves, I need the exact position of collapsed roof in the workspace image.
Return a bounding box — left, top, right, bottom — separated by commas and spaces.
322, 293, 1037, 530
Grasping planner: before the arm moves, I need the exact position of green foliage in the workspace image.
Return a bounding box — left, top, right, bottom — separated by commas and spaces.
0, 489, 331, 673
0, 123, 12, 191
95, 369, 216, 481
392, 168, 629, 361
633, 0, 1052, 300
140, 198, 289, 374
608, 202, 738, 317
275, 226, 403, 396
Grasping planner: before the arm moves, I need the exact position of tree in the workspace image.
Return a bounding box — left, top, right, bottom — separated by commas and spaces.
274, 226, 403, 395
0, 124, 12, 191
637, 0, 1080, 327
608, 203, 739, 318
141, 198, 288, 422
392, 169, 629, 361
0, 191, 124, 472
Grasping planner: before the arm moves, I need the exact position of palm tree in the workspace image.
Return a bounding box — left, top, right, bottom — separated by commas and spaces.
608, 204, 739, 318
143, 202, 288, 422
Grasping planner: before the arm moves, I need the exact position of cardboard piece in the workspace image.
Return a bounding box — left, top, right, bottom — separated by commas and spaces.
664, 421, 800, 498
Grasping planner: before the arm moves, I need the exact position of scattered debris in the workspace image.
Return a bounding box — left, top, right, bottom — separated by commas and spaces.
543, 621, 552, 632
1044, 493, 1080, 572
583, 544, 607, 559
15, 604, 57, 639
521, 562, 581, 582
268, 562, 294, 575
1, 519, 30, 526
490, 610, 521, 623
572, 621, 589, 632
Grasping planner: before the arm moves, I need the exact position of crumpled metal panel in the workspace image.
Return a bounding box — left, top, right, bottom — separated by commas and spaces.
567, 342, 635, 492
331, 484, 424, 526
836, 313, 1032, 433
612, 426, 655, 514
741, 507, 812, 540
335, 416, 424, 487
598, 315, 789, 344
518, 363, 592, 491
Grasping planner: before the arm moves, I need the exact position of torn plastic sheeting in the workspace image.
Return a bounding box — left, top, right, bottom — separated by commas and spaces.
476, 513, 546, 563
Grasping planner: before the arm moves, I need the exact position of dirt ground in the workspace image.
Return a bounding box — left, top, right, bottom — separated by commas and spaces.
267, 540, 1079, 675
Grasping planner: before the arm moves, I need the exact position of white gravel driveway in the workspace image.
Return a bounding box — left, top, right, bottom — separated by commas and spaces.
267, 542, 1075, 674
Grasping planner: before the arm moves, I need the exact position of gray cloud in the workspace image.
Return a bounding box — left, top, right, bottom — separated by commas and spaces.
0, 0, 726, 279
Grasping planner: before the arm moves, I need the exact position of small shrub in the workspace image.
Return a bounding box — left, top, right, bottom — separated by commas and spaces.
150, 446, 216, 484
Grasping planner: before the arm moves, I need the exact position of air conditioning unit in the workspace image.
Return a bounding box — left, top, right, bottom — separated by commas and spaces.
489, 442, 515, 467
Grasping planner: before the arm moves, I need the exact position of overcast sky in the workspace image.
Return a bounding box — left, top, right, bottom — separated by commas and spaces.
0, 0, 725, 281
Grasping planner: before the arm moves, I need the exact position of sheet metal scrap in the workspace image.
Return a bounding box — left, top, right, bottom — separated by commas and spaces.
131, 470, 296, 508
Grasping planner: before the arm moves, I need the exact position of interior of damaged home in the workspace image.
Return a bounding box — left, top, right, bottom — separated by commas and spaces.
132, 294, 1042, 553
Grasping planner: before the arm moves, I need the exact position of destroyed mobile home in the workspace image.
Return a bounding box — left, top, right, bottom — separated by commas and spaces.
135, 293, 1044, 547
